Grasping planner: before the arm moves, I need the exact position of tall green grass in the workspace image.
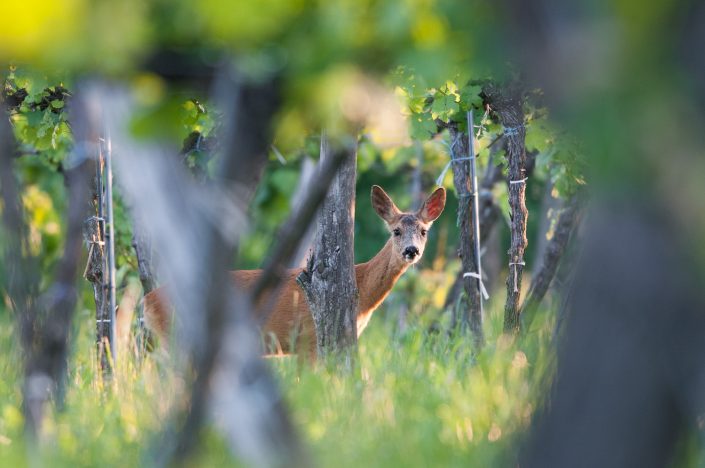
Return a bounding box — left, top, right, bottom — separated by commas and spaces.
0, 295, 557, 467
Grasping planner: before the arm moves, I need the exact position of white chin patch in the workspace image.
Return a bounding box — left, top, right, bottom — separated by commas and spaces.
403, 255, 418, 263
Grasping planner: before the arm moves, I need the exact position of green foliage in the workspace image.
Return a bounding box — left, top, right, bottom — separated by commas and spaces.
2, 66, 227, 280
4, 68, 72, 168
531, 122, 587, 198
394, 68, 587, 206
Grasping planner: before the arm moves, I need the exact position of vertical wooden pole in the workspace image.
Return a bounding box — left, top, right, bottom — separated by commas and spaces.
88, 142, 111, 375
449, 124, 484, 347
297, 132, 359, 365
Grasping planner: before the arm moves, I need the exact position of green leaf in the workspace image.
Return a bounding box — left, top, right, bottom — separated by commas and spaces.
410, 115, 437, 141
50, 99, 64, 109
525, 123, 552, 153
430, 93, 459, 122
407, 95, 427, 114
459, 84, 482, 110
25, 110, 44, 127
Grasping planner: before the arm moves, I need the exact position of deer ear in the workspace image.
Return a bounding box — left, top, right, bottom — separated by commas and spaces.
371, 185, 401, 223
418, 187, 446, 223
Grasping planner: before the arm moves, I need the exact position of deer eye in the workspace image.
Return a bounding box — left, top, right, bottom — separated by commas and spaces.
421, 229, 427, 237
393, 228, 401, 237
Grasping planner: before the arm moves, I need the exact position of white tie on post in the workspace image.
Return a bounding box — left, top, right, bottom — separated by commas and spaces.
463, 272, 490, 300
509, 261, 526, 293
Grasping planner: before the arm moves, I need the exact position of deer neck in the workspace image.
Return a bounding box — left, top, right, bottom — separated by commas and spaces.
356, 239, 409, 327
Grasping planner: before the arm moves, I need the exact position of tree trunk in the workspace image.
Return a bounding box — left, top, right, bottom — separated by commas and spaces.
297, 134, 359, 364
483, 83, 529, 333
447, 125, 483, 347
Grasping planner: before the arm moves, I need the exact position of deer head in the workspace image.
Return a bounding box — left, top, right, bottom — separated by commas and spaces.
371, 185, 446, 264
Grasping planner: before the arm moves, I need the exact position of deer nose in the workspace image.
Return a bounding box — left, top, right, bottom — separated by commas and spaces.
403, 246, 419, 259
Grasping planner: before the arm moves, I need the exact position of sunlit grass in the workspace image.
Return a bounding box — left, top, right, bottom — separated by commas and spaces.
0, 296, 557, 467
273, 299, 556, 467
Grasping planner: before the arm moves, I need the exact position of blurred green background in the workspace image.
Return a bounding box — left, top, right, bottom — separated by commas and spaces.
1, 0, 704, 465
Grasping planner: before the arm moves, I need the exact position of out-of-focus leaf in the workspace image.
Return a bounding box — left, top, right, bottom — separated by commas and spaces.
430, 93, 459, 122
410, 115, 437, 141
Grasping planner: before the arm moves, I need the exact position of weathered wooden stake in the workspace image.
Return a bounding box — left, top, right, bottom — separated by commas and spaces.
483, 83, 528, 333
297, 133, 359, 365
448, 123, 484, 347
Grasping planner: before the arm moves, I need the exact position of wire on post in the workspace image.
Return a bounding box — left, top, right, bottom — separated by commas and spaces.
509, 261, 526, 293
463, 272, 490, 300
503, 124, 524, 137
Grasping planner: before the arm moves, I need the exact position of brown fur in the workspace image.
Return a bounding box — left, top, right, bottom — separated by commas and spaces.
142, 186, 445, 357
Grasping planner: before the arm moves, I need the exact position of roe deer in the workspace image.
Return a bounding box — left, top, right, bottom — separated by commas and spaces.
143, 185, 446, 357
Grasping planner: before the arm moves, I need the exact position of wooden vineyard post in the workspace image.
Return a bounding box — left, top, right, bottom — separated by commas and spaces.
297, 133, 359, 366
448, 120, 484, 348
83, 135, 117, 375
482, 83, 528, 333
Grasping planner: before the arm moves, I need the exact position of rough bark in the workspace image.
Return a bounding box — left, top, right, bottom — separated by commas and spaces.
519, 193, 580, 330
483, 83, 528, 333
297, 134, 359, 364
447, 124, 483, 347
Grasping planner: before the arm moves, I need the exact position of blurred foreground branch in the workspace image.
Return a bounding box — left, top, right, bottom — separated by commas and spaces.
0, 97, 93, 439
101, 64, 305, 466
